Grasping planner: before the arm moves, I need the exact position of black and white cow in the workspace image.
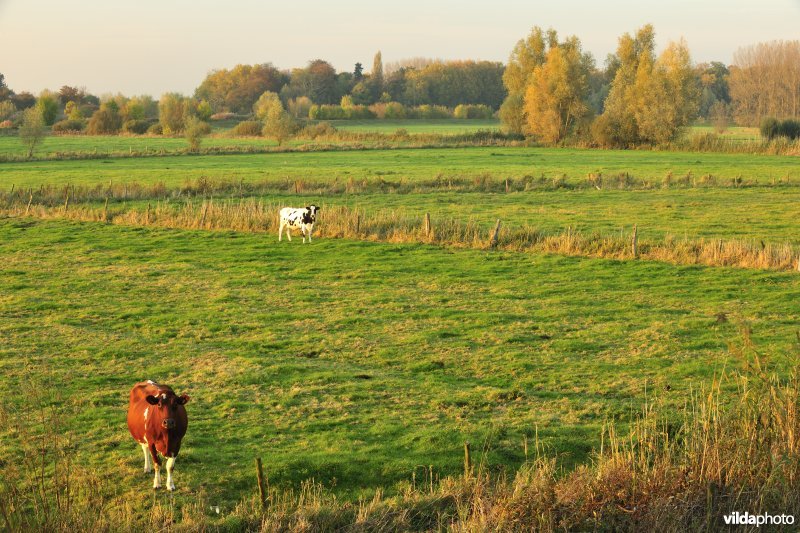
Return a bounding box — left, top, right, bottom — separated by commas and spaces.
278, 205, 319, 243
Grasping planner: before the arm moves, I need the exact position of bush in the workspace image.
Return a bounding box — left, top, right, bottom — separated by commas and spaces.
146, 123, 164, 135
231, 120, 263, 136
454, 104, 493, 119
287, 97, 313, 119
300, 121, 337, 139
413, 105, 452, 119
122, 119, 151, 134
52, 119, 86, 133
309, 105, 347, 120
368, 102, 407, 119
184, 116, 210, 151
86, 106, 121, 134
760, 117, 800, 141
776, 119, 800, 140
383, 102, 407, 119
158, 93, 191, 134
760, 117, 779, 140
0, 100, 16, 121
36, 92, 59, 125
345, 105, 375, 119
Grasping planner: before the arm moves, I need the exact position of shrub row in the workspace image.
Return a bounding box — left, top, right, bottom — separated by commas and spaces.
760, 117, 800, 140
308, 102, 494, 121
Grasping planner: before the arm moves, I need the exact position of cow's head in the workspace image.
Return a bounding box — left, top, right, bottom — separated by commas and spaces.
304, 205, 319, 224
146, 391, 189, 429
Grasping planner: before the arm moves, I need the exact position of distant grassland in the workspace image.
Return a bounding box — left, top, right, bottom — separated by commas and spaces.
0, 121, 764, 159
1, 218, 797, 511
0, 119, 501, 158
2, 146, 798, 188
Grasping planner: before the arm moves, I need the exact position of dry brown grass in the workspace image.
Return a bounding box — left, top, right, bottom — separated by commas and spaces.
4, 195, 800, 273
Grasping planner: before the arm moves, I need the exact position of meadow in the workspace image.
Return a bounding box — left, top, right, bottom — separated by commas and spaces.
1, 144, 799, 188
1, 218, 797, 510
2, 125, 800, 528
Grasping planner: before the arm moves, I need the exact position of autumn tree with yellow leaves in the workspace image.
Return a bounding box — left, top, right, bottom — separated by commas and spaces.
523, 36, 594, 143
592, 25, 699, 146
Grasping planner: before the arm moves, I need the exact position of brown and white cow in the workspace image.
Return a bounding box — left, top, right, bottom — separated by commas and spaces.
127, 380, 189, 490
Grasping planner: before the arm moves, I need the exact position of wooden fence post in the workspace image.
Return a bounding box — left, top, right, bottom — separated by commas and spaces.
632, 224, 638, 258
255, 458, 267, 510
464, 441, 472, 477
489, 219, 502, 248
424, 212, 431, 239
199, 201, 209, 229
103, 197, 109, 222
63, 190, 70, 213
146, 203, 151, 225
24, 191, 34, 217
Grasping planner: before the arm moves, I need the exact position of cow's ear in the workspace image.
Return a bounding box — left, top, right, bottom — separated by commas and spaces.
314, 205, 320, 211
177, 394, 190, 405
145, 395, 159, 405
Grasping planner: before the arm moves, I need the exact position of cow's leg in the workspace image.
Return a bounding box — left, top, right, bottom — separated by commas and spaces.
307, 225, 313, 243
166, 456, 176, 491
279, 221, 285, 241
141, 443, 152, 473
149, 444, 162, 489
286, 227, 292, 241
302, 227, 307, 243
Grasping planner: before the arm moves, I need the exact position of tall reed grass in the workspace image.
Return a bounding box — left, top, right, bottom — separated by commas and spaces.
4, 194, 800, 272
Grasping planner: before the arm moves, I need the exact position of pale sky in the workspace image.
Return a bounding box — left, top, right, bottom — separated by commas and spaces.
1, 0, 798, 97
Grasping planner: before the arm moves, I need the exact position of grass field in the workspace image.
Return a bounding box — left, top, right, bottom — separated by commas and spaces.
1, 217, 797, 514
3, 128, 800, 526
0, 120, 769, 160
2, 145, 798, 189
0, 119, 501, 158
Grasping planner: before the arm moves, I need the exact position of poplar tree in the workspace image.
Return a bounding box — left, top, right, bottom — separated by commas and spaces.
523, 37, 593, 143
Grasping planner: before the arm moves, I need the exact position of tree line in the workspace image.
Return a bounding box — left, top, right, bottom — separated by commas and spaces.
1, 33, 798, 146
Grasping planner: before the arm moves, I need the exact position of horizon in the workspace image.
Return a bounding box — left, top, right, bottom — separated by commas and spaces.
1, 0, 799, 97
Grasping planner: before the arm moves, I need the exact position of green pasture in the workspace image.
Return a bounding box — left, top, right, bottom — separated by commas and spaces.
0, 119, 500, 158
0, 132, 282, 157
1, 146, 797, 189
1, 217, 797, 512
227, 187, 800, 245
